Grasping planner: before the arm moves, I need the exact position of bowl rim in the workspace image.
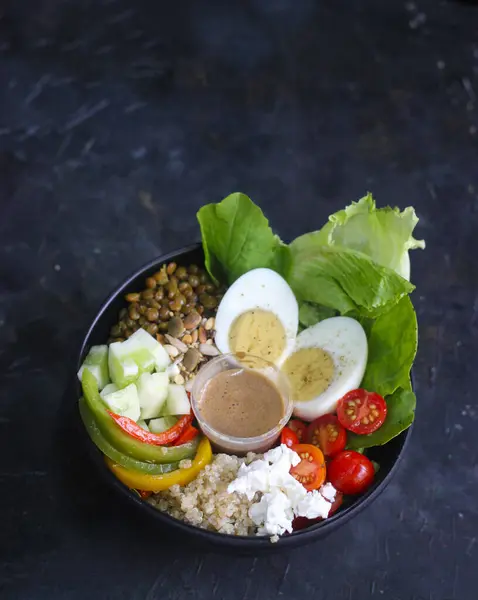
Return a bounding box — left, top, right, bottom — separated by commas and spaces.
76, 242, 413, 549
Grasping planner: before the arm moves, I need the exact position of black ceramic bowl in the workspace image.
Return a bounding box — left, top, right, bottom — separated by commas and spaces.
76, 243, 412, 551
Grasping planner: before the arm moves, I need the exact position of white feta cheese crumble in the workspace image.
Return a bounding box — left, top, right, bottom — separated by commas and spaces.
250, 491, 294, 536
295, 490, 334, 520
320, 482, 337, 503
227, 444, 337, 537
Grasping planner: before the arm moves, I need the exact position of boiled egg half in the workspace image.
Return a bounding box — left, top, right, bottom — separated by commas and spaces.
282, 317, 368, 421
214, 268, 299, 366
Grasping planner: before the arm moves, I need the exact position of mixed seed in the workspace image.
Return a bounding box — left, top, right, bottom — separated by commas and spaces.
165, 314, 219, 387
109, 262, 224, 381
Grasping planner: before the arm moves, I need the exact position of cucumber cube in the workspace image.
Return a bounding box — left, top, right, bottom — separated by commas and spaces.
102, 383, 141, 421
108, 342, 140, 388
120, 335, 156, 374
149, 415, 178, 433
77, 345, 110, 390
127, 328, 170, 372
100, 383, 118, 398
137, 372, 169, 420
164, 384, 190, 416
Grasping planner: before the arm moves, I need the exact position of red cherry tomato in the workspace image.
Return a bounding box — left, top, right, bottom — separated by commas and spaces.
336, 389, 387, 435
288, 419, 307, 442
280, 426, 299, 448
292, 491, 344, 531
291, 516, 311, 531
290, 444, 326, 491
327, 451, 375, 495
306, 415, 347, 457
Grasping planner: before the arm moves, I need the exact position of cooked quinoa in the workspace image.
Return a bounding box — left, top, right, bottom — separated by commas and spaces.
148, 452, 260, 536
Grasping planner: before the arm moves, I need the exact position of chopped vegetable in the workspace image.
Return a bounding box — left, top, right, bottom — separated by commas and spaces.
81, 369, 198, 463
289, 443, 326, 492
107, 411, 193, 446
126, 328, 170, 372
288, 419, 307, 443
306, 415, 347, 457
346, 388, 416, 450
108, 342, 140, 389
78, 397, 178, 474
137, 372, 169, 420
77, 345, 110, 391
172, 424, 199, 446
163, 384, 191, 416
280, 426, 299, 448
327, 450, 375, 495
108, 329, 170, 389
100, 383, 118, 398
149, 416, 178, 434
336, 389, 387, 435
101, 383, 141, 422
105, 437, 213, 492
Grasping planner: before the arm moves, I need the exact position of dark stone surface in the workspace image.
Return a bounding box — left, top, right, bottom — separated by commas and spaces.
1, 0, 477, 598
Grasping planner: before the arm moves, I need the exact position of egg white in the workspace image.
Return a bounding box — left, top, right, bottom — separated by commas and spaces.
290, 317, 368, 421
214, 268, 299, 366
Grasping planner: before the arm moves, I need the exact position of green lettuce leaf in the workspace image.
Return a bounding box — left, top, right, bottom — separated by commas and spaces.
292, 193, 425, 281
361, 296, 418, 397
298, 302, 337, 328
197, 192, 290, 284
346, 387, 416, 449
196, 192, 421, 450
288, 243, 414, 318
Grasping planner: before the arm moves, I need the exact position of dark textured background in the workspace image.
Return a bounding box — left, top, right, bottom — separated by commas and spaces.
1, 1, 478, 599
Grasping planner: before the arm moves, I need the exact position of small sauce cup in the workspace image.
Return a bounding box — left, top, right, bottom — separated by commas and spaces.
191, 353, 293, 455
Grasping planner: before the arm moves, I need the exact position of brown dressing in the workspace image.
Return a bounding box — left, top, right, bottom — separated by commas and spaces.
198, 368, 284, 438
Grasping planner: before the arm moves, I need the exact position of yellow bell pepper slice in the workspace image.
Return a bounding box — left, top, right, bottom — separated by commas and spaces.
105, 437, 212, 492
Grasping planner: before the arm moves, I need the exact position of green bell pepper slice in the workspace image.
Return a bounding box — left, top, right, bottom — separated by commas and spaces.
81, 369, 199, 463
79, 397, 179, 474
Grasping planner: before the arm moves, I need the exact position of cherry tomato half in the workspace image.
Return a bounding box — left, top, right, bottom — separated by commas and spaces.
291, 491, 344, 531
306, 415, 347, 457
327, 450, 375, 495
336, 389, 387, 435
290, 444, 326, 491
280, 426, 299, 448
288, 419, 307, 442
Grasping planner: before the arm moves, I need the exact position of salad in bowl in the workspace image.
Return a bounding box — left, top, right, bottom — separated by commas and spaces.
77, 192, 424, 544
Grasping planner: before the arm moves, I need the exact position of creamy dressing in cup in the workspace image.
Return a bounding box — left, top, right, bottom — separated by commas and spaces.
191, 353, 292, 455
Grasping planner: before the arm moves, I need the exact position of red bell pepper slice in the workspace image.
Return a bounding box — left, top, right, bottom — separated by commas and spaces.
107, 411, 193, 446
172, 424, 199, 446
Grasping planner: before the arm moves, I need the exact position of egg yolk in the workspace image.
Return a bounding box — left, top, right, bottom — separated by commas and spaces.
282, 347, 334, 401
228, 309, 286, 362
